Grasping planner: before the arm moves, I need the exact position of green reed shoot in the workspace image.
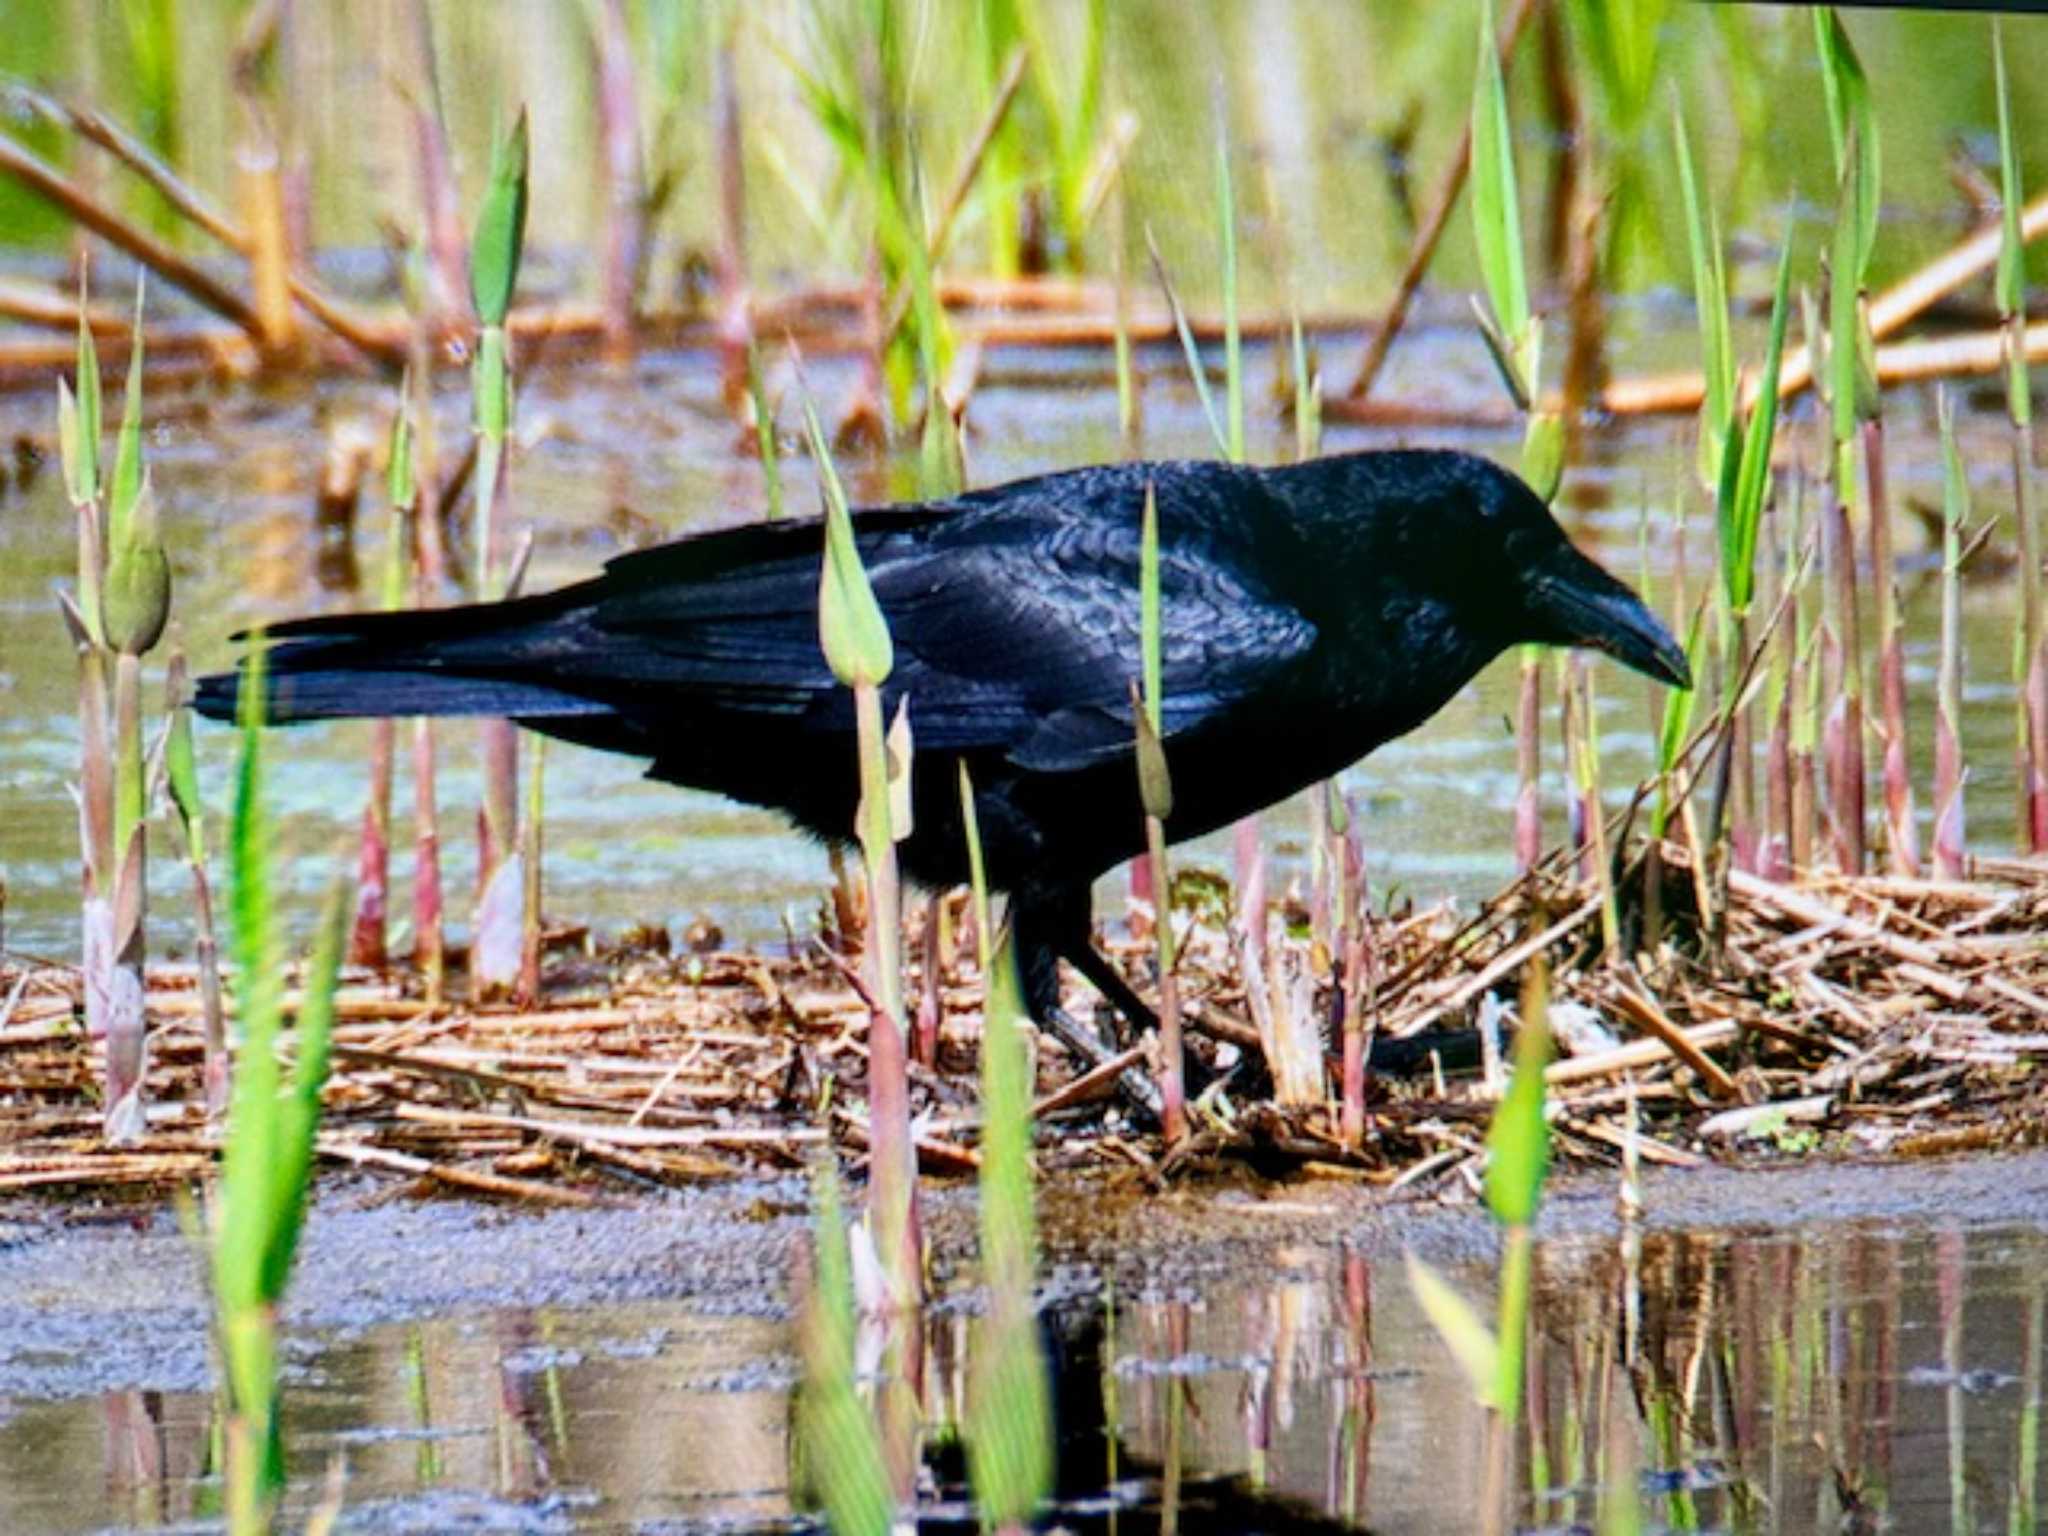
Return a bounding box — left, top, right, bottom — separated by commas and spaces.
1134, 482, 1184, 1143
796, 1163, 895, 1536
960, 768, 1053, 1532
804, 386, 920, 1308
1408, 958, 1554, 1534
1700, 223, 1790, 890
1934, 389, 1969, 879
1817, 9, 1880, 874
470, 110, 531, 993
58, 279, 167, 1146
1111, 161, 1138, 446
216, 644, 347, 1535
1673, 95, 1733, 490
1994, 19, 2048, 854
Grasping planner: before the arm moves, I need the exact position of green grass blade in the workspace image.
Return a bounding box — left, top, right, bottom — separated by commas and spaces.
1672, 94, 1733, 470
1718, 237, 1794, 616
1146, 228, 1228, 458
1814, 8, 1878, 281
108, 277, 146, 550
1216, 105, 1243, 465
1469, 0, 1529, 352
1995, 20, 2032, 427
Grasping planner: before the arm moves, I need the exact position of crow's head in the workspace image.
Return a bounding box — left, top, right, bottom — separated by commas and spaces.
1407, 452, 1692, 691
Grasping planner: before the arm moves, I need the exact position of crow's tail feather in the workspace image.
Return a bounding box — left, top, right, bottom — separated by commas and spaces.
191, 589, 610, 726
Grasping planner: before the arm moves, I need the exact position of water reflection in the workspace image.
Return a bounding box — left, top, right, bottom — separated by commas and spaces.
1, 1216, 2041, 1532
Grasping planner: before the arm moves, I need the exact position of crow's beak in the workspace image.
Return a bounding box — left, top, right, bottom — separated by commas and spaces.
1529, 546, 1692, 690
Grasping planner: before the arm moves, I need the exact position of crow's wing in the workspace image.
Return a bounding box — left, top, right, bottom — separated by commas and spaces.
589, 476, 1318, 774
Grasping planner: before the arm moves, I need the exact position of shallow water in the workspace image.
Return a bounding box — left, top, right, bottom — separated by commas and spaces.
2, 1156, 2044, 1534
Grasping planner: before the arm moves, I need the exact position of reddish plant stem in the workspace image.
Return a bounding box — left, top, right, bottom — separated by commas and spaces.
1822, 464, 1866, 873
2016, 418, 2048, 853
349, 719, 394, 969
1865, 419, 1917, 876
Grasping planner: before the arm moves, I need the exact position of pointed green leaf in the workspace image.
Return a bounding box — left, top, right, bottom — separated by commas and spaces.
1673, 94, 1733, 471
1814, 8, 1878, 283
471, 111, 530, 326
73, 292, 101, 504
801, 391, 893, 687
1521, 412, 1565, 506
1995, 21, 2032, 428
108, 278, 146, 552
1470, 0, 1529, 350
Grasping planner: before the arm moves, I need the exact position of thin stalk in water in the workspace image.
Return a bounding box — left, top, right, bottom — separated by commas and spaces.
469, 112, 530, 995
1933, 388, 1969, 879
805, 385, 920, 1310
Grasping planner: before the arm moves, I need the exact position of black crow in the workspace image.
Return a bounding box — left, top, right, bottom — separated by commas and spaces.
196, 449, 1687, 1057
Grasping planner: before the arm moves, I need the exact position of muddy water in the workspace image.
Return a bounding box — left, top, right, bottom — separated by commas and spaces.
0, 324, 2036, 963
2, 1155, 2044, 1534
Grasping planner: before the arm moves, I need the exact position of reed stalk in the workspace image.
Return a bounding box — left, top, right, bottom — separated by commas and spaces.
1469, 0, 1559, 875
804, 386, 920, 1310
59, 282, 166, 1146
469, 113, 530, 997
1995, 21, 2048, 854
1817, 11, 1877, 875
1135, 482, 1184, 1144
1933, 389, 1970, 879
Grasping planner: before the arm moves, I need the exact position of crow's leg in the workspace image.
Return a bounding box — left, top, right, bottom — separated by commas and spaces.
1014, 884, 1164, 1121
